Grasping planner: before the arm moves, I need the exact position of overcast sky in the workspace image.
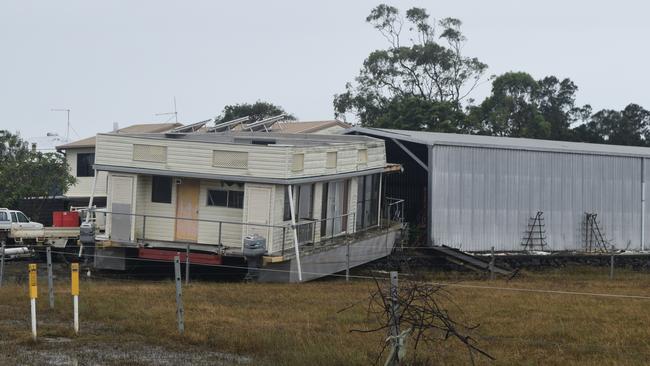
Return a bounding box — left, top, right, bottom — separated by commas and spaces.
1, 0, 649, 142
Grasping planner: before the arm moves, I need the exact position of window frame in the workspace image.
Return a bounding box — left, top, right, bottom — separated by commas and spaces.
206, 189, 244, 209
76, 153, 95, 177
151, 176, 173, 204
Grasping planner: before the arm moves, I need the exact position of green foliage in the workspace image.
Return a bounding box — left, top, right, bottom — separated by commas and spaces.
469, 72, 550, 138
334, 4, 488, 127
573, 104, 650, 146
335, 4, 650, 148
216, 101, 296, 123
0, 130, 75, 208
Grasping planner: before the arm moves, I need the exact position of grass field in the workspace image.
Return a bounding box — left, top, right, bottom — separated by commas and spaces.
1, 265, 650, 365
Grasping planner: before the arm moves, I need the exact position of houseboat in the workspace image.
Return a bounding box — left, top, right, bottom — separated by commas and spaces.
87, 127, 403, 282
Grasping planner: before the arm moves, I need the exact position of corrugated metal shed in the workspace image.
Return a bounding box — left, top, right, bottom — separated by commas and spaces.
347, 127, 650, 252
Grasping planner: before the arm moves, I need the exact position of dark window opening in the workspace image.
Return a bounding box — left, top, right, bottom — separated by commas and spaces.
151, 176, 173, 204
283, 185, 314, 222
76, 153, 95, 177
207, 189, 244, 209
357, 174, 381, 230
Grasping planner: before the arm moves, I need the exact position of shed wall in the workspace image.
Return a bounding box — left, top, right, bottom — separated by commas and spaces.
431, 145, 645, 251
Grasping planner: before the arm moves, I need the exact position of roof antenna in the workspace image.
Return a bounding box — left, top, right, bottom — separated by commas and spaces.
51, 108, 71, 141
155, 97, 179, 123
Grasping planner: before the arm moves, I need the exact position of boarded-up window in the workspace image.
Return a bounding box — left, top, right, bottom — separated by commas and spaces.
213, 150, 248, 169
133, 144, 166, 163
292, 153, 305, 172
357, 149, 368, 165
326, 151, 337, 169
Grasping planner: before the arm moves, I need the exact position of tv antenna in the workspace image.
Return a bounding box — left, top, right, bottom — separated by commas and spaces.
51, 108, 71, 141
155, 97, 179, 123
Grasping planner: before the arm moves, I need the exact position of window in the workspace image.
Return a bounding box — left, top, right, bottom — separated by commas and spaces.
322, 180, 349, 236
0, 212, 7, 221
356, 174, 381, 230
326, 151, 337, 169
151, 176, 172, 203
283, 185, 314, 221
76, 153, 95, 177
16, 212, 29, 223
11, 212, 17, 223
207, 190, 244, 209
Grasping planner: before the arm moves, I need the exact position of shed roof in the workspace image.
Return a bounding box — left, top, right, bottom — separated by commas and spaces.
56, 122, 183, 150
347, 127, 650, 158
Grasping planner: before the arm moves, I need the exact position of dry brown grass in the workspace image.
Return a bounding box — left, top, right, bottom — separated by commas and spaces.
1, 266, 650, 365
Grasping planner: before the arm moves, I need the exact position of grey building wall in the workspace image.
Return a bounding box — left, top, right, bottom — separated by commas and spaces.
431, 145, 647, 252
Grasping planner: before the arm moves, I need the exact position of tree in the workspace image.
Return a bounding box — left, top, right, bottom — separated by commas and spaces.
334, 4, 488, 128
371, 96, 467, 132
469, 72, 550, 138
573, 104, 650, 146
469, 72, 592, 140
216, 101, 296, 123
0, 130, 75, 211
537, 76, 591, 141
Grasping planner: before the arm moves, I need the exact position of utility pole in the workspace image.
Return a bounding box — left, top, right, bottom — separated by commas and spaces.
51, 108, 71, 141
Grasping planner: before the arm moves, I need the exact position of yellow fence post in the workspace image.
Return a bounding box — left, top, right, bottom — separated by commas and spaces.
28, 263, 37, 340
71, 263, 79, 334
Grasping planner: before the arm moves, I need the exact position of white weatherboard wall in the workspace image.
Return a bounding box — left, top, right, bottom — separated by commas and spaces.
431, 145, 646, 251
66, 148, 108, 198
94, 134, 385, 179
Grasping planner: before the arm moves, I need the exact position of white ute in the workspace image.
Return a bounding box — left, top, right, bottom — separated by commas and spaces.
0, 208, 80, 248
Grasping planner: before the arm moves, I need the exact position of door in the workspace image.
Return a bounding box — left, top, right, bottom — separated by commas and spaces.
110, 175, 134, 242
246, 186, 272, 241
175, 179, 200, 242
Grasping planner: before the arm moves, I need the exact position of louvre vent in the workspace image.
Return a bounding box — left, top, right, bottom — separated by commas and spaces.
326, 151, 337, 169
357, 149, 368, 165
213, 150, 248, 169
292, 153, 305, 172
132, 144, 167, 163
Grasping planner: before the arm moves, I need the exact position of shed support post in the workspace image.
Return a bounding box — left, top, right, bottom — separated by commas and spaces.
427, 145, 434, 246
287, 185, 303, 282
642, 159, 646, 251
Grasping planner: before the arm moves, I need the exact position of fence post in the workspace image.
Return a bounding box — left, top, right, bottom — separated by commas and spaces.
142, 215, 147, 241
387, 271, 400, 366
610, 245, 615, 280
71, 263, 80, 334
218, 222, 222, 246
281, 227, 286, 256
489, 246, 495, 281
0, 240, 5, 288
174, 255, 185, 334
29, 263, 38, 341
346, 240, 350, 282
185, 244, 190, 286
46, 247, 54, 309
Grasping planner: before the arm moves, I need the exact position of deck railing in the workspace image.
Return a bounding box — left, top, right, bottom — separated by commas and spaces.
90, 203, 404, 257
